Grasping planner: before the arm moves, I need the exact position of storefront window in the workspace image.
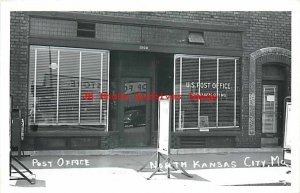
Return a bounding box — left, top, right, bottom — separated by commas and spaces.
174, 55, 240, 130
28, 46, 109, 131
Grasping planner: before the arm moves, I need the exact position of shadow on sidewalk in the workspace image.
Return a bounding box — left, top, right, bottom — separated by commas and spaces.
225, 182, 291, 186
10, 179, 46, 187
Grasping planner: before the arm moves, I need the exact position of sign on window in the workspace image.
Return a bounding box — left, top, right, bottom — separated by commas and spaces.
124, 82, 147, 94
174, 55, 240, 130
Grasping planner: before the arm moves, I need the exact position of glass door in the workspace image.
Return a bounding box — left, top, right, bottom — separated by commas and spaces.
119, 78, 151, 146
262, 85, 278, 134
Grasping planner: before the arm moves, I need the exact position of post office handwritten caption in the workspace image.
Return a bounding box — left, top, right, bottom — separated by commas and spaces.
32, 158, 90, 168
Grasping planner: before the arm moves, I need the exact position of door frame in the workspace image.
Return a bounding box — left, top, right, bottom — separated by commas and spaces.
118, 77, 152, 146
261, 80, 285, 144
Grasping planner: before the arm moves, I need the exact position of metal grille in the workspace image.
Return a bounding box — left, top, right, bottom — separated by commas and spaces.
180, 136, 206, 148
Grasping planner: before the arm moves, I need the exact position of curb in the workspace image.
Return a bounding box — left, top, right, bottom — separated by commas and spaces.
20, 147, 283, 156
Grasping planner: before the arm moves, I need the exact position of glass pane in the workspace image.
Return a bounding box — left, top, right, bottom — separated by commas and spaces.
80, 51, 102, 124
263, 87, 276, 113
262, 85, 277, 133
35, 47, 58, 125
124, 105, 146, 128
218, 59, 235, 126
262, 113, 276, 133
199, 58, 217, 128
174, 55, 240, 130
58, 49, 80, 123
181, 57, 199, 128
28, 46, 109, 129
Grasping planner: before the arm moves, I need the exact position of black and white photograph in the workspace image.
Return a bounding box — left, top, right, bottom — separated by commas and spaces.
1, 1, 300, 193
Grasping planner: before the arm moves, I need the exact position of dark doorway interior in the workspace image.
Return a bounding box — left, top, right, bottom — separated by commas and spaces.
261, 63, 289, 146
109, 51, 173, 147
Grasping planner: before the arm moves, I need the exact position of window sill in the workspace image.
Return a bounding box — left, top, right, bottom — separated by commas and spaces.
173, 128, 240, 136
26, 130, 118, 137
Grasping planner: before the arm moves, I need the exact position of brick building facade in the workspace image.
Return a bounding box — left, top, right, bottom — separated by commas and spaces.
10, 11, 291, 150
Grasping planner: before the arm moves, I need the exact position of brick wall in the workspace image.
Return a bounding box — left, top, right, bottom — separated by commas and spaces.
10, 11, 291, 148
10, 12, 29, 118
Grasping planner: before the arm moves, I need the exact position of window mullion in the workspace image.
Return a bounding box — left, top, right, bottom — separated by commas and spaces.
173, 56, 176, 132
34, 48, 37, 124
179, 57, 182, 130
56, 49, 60, 124
198, 57, 201, 128
78, 51, 82, 124
100, 52, 103, 124
216, 59, 219, 128
106, 52, 110, 132
234, 59, 237, 127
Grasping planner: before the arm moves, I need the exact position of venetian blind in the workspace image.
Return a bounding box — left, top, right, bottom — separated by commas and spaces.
174, 55, 240, 130
28, 46, 109, 130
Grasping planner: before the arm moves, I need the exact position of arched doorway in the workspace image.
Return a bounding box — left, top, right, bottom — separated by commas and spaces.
249, 47, 291, 147
261, 63, 289, 146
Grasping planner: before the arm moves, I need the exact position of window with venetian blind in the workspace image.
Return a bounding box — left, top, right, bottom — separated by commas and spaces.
174, 54, 240, 130
28, 45, 109, 131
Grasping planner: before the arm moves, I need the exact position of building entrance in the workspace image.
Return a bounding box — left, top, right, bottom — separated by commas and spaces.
110, 51, 173, 147
120, 78, 151, 146
262, 82, 285, 145
261, 63, 288, 146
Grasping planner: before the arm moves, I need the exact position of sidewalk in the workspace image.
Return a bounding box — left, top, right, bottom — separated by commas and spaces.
8, 148, 292, 193
9, 166, 291, 193
13, 148, 285, 170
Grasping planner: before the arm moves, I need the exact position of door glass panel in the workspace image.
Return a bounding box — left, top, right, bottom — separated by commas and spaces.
124, 105, 146, 128
262, 85, 277, 133
123, 81, 147, 129
121, 79, 149, 146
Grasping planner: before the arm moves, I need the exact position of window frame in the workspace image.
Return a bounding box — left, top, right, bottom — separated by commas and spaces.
28, 45, 110, 132
173, 54, 240, 131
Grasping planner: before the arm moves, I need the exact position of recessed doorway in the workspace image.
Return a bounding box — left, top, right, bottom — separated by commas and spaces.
110, 51, 173, 147
261, 63, 289, 147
